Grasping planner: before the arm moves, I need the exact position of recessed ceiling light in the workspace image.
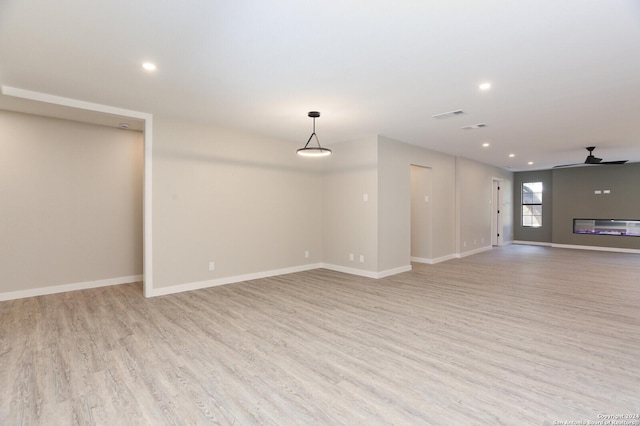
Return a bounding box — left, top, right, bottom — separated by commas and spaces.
479, 82, 492, 91
528, 161, 534, 165
509, 153, 515, 158
482, 142, 490, 147
119, 122, 130, 129
142, 62, 157, 71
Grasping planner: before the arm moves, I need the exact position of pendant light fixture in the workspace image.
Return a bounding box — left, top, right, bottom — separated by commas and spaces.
297, 111, 332, 157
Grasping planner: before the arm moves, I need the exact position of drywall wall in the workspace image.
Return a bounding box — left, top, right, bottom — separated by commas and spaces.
152, 116, 324, 290
551, 163, 640, 249
322, 136, 379, 273
455, 156, 513, 253
513, 170, 553, 243
0, 110, 143, 295
0, 108, 524, 299
377, 136, 457, 269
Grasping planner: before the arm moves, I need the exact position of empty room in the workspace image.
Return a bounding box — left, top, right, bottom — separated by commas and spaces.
1, 1, 639, 425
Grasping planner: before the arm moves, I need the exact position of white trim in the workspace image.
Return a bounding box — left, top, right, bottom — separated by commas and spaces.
432, 254, 457, 264
456, 245, 493, 259
1, 86, 154, 298
1, 86, 150, 119
320, 264, 379, 279
551, 244, 640, 255
148, 262, 414, 298
322, 263, 411, 279
149, 264, 323, 297
411, 254, 457, 265
0, 275, 143, 301
513, 240, 552, 247
143, 116, 153, 297
377, 265, 412, 278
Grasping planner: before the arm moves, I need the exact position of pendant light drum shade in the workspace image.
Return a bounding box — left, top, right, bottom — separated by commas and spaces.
297, 111, 332, 157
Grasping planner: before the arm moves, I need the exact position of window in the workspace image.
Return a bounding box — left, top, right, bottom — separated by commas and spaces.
522, 182, 542, 227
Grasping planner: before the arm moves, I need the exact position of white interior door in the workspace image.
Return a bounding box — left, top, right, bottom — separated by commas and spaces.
491, 179, 503, 246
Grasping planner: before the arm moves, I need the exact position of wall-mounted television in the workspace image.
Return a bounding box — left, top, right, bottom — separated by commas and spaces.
573, 219, 640, 237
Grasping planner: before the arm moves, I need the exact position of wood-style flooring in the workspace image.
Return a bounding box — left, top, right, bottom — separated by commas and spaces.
1, 245, 639, 425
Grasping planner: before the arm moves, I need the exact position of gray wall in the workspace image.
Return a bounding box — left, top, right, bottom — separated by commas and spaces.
513, 170, 553, 243
0, 110, 143, 294
513, 164, 640, 249
552, 164, 640, 249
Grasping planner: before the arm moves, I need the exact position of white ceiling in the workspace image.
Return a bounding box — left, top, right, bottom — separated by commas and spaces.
1, 0, 639, 171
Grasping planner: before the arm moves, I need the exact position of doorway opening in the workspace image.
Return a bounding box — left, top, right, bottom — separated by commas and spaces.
410, 165, 433, 263
1, 86, 153, 297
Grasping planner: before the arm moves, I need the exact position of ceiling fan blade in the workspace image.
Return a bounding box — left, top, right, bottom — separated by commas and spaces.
599, 160, 628, 165
553, 163, 582, 168
555, 147, 628, 169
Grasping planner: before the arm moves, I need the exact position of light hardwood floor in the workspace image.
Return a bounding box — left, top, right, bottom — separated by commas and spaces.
1, 245, 639, 425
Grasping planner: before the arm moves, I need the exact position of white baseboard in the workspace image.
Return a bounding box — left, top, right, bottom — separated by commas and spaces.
0, 275, 143, 302
513, 240, 552, 247
433, 254, 457, 264
411, 254, 456, 265
152, 262, 415, 298
551, 244, 640, 255
150, 264, 323, 297
1, 262, 415, 301
377, 264, 412, 278
320, 264, 379, 279
322, 263, 412, 279
456, 245, 493, 259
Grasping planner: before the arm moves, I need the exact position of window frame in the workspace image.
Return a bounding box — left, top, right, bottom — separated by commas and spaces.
521, 182, 543, 227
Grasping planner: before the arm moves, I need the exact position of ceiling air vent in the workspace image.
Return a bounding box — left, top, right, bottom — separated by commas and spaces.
432, 109, 464, 119
461, 123, 487, 130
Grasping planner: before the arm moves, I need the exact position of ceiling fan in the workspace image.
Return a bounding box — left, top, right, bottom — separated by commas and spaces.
554, 146, 628, 168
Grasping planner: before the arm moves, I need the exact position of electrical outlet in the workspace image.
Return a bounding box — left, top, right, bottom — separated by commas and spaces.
349, 253, 354, 261
363, 193, 368, 202
305, 250, 309, 258
359, 255, 364, 263
209, 261, 215, 271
